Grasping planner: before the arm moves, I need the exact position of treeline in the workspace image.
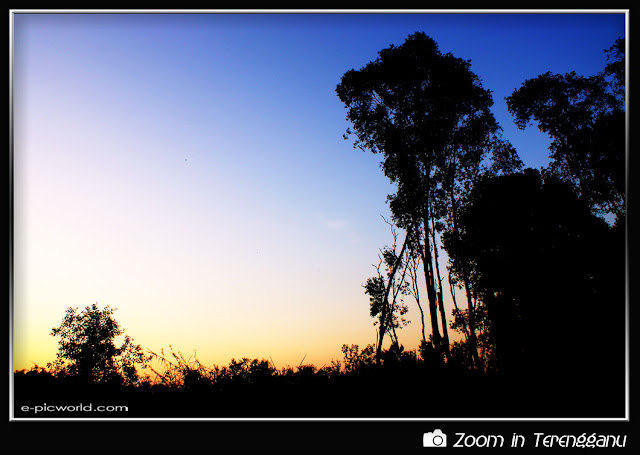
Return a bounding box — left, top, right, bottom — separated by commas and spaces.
13, 299, 624, 419
14, 343, 436, 418
14, 341, 622, 418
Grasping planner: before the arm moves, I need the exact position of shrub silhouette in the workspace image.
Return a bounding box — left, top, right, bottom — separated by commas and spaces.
48, 303, 149, 387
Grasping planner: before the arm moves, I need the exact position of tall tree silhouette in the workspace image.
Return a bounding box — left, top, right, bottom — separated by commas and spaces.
506, 37, 625, 224
337, 32, 520, 363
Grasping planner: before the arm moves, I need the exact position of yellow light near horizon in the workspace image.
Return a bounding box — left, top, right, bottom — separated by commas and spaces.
12, 289, 451, 375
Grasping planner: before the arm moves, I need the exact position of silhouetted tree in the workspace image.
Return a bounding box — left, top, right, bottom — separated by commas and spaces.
449, 302, 496, 372
49, 303, 148, 386
506, 38, 625, 223
364, 218, 411, 360
337, 32, 521, 363
406, 226, 428, 348
603, 37, 625, 102
443, 169, 625, 383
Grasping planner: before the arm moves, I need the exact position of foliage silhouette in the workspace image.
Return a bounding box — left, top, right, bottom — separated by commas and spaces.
506, 37, 625, 223
443, 168, 625, 393
14, 323, 624, 418
363, 219, 412, 359
48, 303, 149, 387
337, 31, 522, 363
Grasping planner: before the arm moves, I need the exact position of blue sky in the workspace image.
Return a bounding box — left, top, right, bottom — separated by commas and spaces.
11, 11, 626, 372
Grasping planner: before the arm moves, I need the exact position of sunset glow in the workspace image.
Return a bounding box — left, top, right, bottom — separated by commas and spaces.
11, 11, 626, 375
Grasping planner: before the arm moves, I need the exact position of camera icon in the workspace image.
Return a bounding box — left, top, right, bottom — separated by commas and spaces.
423, 429, 447, 447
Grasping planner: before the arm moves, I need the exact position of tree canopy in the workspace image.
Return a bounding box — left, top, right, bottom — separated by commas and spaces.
49, 303, 148, 386
443, 168, 625, 378
506, 38, 625, 223
337, 31, 520, 229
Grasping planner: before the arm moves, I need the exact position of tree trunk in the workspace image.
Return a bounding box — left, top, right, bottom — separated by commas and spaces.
411, 259, 428, 347
430, 216, 450, 361
449, 187, 480, 369
421, 215, 443, 359
462, 268, 483, 370
375, 230, 410, 360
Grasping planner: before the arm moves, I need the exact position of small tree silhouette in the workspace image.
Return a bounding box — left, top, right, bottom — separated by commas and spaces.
49, 303, 148, 386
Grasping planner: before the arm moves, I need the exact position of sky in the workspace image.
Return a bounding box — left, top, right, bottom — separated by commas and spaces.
11, 10, 627, 374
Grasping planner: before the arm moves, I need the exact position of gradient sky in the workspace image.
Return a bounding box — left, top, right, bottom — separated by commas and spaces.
11, 11, 626, 373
